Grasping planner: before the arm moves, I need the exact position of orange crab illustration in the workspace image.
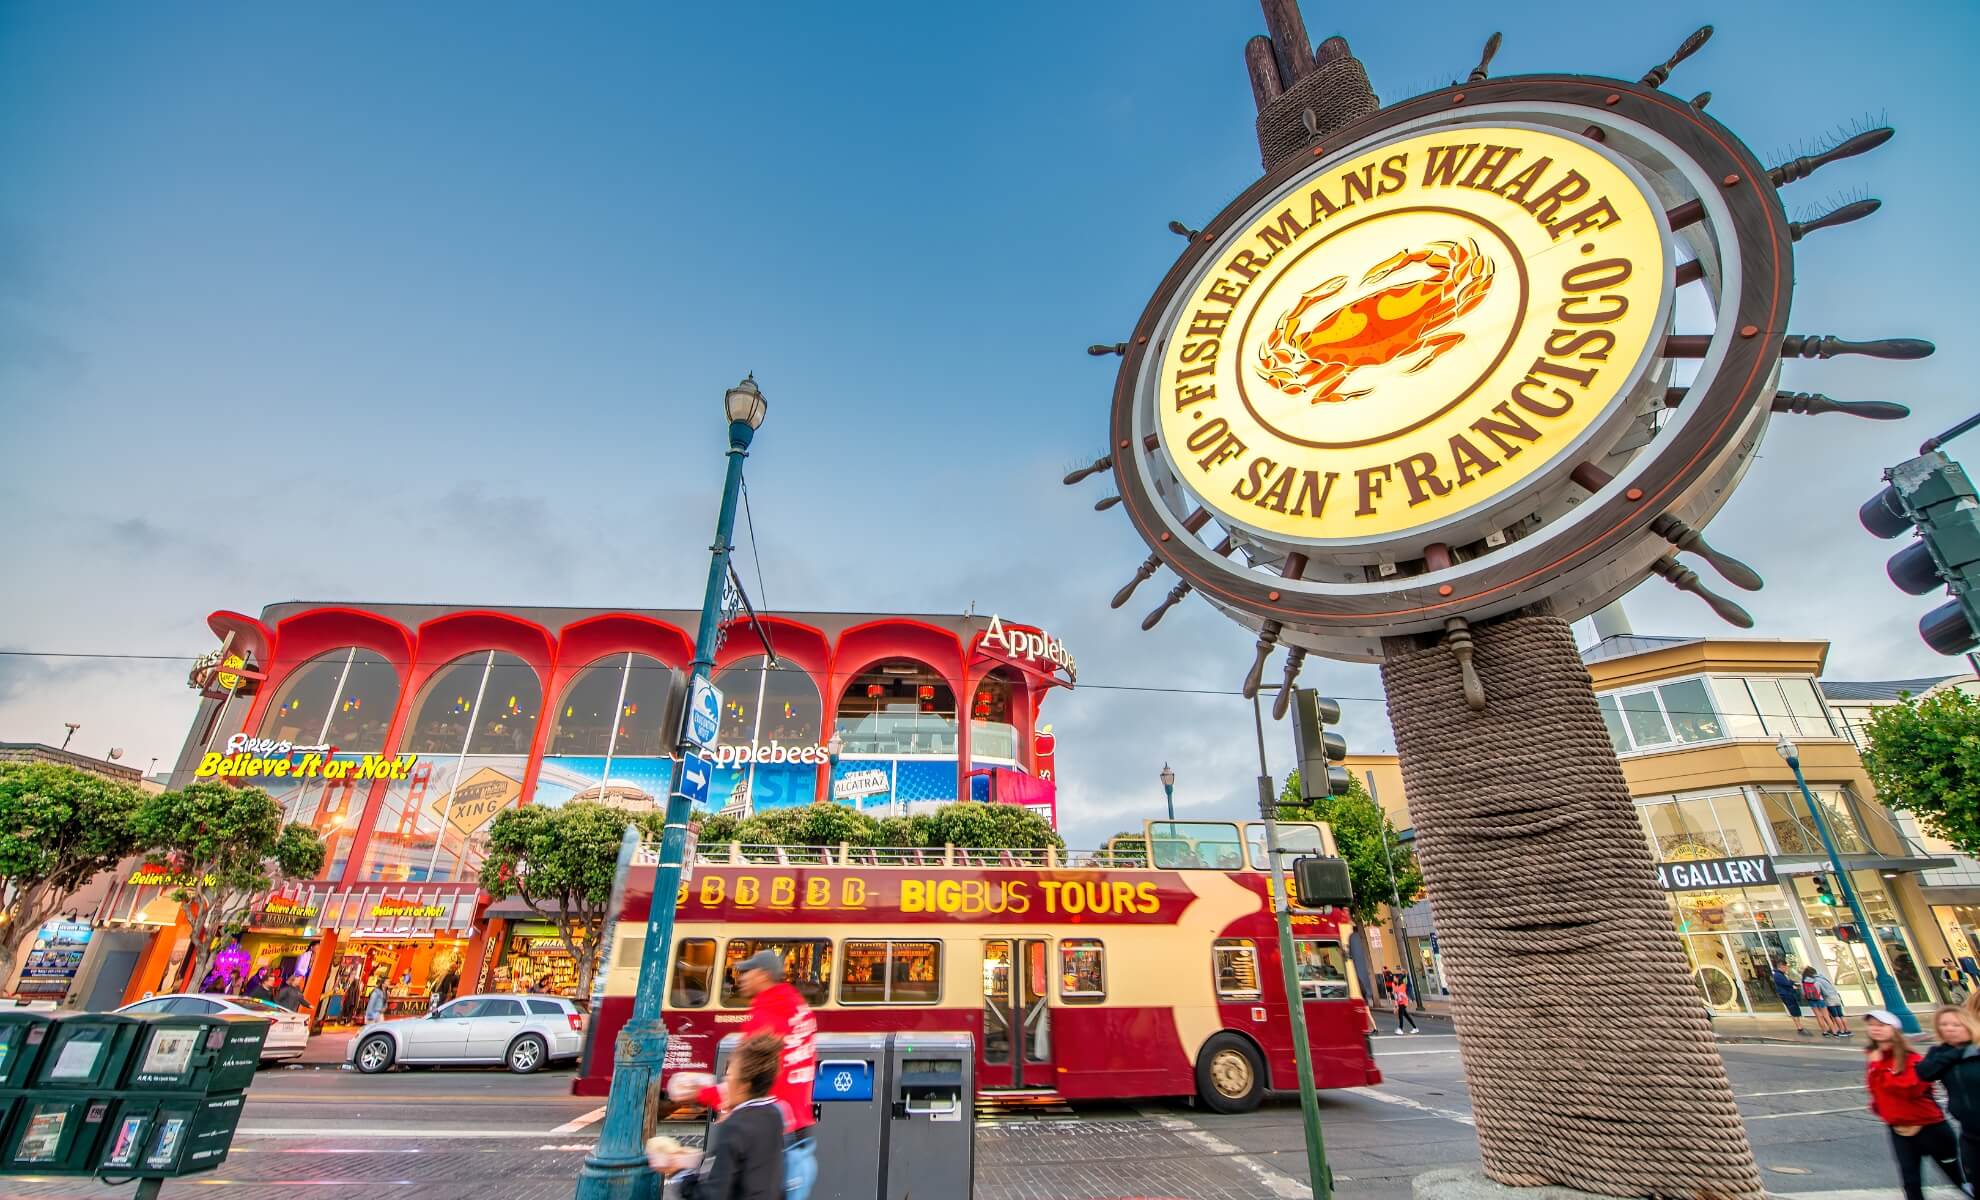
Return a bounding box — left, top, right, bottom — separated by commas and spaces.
1254, 238, 1496, 404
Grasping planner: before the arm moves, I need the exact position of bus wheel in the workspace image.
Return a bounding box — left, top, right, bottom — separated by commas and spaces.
1196, 1034, 1264, 1113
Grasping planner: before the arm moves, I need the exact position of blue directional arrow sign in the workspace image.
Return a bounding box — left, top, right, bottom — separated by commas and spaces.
676, 750, 712, 808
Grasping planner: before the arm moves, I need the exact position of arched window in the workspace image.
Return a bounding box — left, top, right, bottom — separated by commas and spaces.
363, 651, 541, 884
970, 667, 1022, 762
404, 651, 542, 756
836, 658, 956, 756
714, 655, 823, 751
546, 654, 678, 759
258, 648, 399, 754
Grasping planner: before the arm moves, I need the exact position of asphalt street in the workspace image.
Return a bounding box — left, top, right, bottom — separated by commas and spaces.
0, 1030, 1958, 1199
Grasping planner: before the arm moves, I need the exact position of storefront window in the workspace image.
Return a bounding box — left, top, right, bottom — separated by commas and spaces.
1759, 787, 1868, 855
970, 669, 1021, 761
362, 651, 540, 882
836, 660, 956, 755
1661, 678, 1723, 743
1618, 690, 1672, 748
547, 662, 625, 756
322, 938, 466, 1021
1710, 678, 1766, 738
259, 648, 399, 752
490, 924, 583, 997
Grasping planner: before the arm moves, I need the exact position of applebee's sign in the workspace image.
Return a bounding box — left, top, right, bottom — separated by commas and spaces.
979, 615, 1076, 682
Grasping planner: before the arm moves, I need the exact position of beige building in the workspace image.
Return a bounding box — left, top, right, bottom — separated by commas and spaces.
1352, 635, 1960, 1017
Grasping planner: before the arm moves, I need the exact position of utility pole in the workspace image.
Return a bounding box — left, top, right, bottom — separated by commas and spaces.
1363, 771, 1422, 1006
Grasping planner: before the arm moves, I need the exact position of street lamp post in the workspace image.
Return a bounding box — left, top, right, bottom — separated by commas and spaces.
1159, 762, 1175, 821
577, 375, 767, 1200
1774, 734, 1918, 1033
61, 723, 79, 751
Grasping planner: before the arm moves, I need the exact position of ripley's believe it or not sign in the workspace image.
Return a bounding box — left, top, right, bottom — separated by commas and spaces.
1158, 126, 1664, 544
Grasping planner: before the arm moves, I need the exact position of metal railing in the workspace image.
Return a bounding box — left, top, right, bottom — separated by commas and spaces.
636, 840, 1156, 869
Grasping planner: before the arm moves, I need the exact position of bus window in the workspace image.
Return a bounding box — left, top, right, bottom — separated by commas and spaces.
1294, 939, 1350, 1000
670, 938, 716, 1008
1150, 821, 1246, 871
1060, 938, 1105, 1002
722, 938, 834, 1008
1213, 938, 1262, 999
840, 940, 941, 1005
1246, 821, 1323, 872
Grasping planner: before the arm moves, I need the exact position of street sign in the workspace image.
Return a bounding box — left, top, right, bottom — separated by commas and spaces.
684, 677, 722, 750
676, 751, 712, 809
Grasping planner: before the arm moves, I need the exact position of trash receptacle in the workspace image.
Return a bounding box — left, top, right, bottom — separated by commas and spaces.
714, 1031, 889, 1200
885, 1032, 973, 1200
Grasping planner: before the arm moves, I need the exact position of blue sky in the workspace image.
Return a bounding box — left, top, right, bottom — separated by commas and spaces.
3, 1, 1977, 846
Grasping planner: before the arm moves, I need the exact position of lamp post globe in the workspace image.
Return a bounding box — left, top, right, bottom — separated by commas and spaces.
1774, 734, 1797, 762
725, 374, 768, 430
1160, 762, 1176, 821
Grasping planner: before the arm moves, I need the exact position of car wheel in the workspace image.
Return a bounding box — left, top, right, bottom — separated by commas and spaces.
355, 1034, 396, 1074
1195, 1033, 1265, 1114
506, 1034, 546, 1075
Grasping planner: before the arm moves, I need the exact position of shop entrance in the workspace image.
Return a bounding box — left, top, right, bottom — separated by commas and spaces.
325, 938, 467, 1022
980, 938, 1051, 1089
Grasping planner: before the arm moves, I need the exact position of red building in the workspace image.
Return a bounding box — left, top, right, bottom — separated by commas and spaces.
93, 602, 1073, 1017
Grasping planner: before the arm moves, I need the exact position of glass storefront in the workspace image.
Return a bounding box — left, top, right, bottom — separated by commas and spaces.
321, 937, 468, 1021
1642, 787, 1936, 1012
256, 647, 400, 877
837, 659, 958, 756
488, 924, 584, 997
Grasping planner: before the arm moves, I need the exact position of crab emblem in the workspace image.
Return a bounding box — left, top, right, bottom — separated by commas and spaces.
1254, 239, 1496, 405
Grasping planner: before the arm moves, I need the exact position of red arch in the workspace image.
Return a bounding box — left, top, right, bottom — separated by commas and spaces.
830, 620, 968, 798
549, 614, 695, 714
713, 615, 831, 681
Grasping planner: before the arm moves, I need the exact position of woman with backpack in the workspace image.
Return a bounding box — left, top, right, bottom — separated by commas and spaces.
1918, 1006, 1980, 1182
1769, 959, 1810, 1037
1864, 1008, 1966, 1200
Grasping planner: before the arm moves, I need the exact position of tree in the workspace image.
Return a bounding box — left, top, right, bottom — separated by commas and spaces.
914, 802, 1063, 850
0, 762, 144, 987
133, 781, 326, 987
480, 802, 656, 1005
1862, 686, 1980, 855
688, 802, 1066, 851
692, 810, 742, 847
1276, 772, 1422, 928
734, 803, 883, 848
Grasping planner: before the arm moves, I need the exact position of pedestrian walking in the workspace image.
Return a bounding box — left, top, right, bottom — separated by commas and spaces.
650, 1033, 787, 1200
1801, 966, 1846, 1038
364, 976, 388, 1024
1917, 1006, 1980, 1184
273, 974, 306, 1012
1390, 971, 1419, 1034
1770, 959, 1811, 1036
1864, 1008, 1966, 1200
668, 950, 818, 1200
1959, 953, 1980, 992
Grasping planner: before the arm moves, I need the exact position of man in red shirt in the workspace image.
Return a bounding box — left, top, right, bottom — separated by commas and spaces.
668, 950, 817, 1199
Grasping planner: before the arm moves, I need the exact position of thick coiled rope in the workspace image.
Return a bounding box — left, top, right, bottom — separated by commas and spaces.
1381, 614, 1763, 1200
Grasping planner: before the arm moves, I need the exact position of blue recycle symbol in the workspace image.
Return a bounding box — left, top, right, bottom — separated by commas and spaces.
832, 1070, 854, 1093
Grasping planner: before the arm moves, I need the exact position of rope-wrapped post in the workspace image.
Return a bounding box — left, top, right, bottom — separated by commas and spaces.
1382, 614, 1762, 1199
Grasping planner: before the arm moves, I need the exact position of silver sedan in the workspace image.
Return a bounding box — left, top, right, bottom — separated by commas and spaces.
348, 993, 585, 1074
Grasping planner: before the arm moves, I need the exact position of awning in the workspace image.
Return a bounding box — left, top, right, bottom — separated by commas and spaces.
1771, 854, 1957, 876
482, 896, 558, 921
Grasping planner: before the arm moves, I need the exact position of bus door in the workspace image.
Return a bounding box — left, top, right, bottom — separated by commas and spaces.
980, 938, 1052, 1088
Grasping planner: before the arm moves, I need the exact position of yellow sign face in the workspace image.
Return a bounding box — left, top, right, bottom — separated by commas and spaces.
1155, 125, 1667, 542
443, 766, 522, 838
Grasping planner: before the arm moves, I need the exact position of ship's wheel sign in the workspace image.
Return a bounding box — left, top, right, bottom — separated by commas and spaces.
1078, 45, 1930, 671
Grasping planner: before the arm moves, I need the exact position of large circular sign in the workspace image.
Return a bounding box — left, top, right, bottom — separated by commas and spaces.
1153, 125, 1668, 549
1102, 76, 1796, 660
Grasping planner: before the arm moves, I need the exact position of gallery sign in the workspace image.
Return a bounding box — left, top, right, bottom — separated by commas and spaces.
1655, 856, 1777, 893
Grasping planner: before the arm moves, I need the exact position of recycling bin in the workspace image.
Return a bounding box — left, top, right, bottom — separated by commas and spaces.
715, 1031, 889, 1200
885, 1032, 973, 1200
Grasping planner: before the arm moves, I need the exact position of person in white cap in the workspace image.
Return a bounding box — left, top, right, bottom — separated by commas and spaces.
1862, 1008, 1965, 1200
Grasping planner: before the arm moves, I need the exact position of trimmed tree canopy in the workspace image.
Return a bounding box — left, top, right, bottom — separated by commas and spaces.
1862, 686, 1980, 856
0, 762, 144, 982
1277, 771, 1423, 928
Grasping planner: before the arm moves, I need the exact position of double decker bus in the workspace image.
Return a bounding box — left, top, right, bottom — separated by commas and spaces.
574, 819, 1381, 1112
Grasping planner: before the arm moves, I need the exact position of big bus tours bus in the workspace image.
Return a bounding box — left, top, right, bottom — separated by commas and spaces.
573, 819, 1381, 1113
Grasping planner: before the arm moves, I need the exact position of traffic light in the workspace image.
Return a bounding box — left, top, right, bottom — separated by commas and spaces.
1836, 923, 1858, 943
1860, 450, 1980, 654
1292, 855, 1354, 909
1813, 874, 1838, 906
1289, 688, 1352, 803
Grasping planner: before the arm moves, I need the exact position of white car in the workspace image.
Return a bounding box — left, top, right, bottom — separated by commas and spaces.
348, 993, 584, 1074
117, 993, 311, 1063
